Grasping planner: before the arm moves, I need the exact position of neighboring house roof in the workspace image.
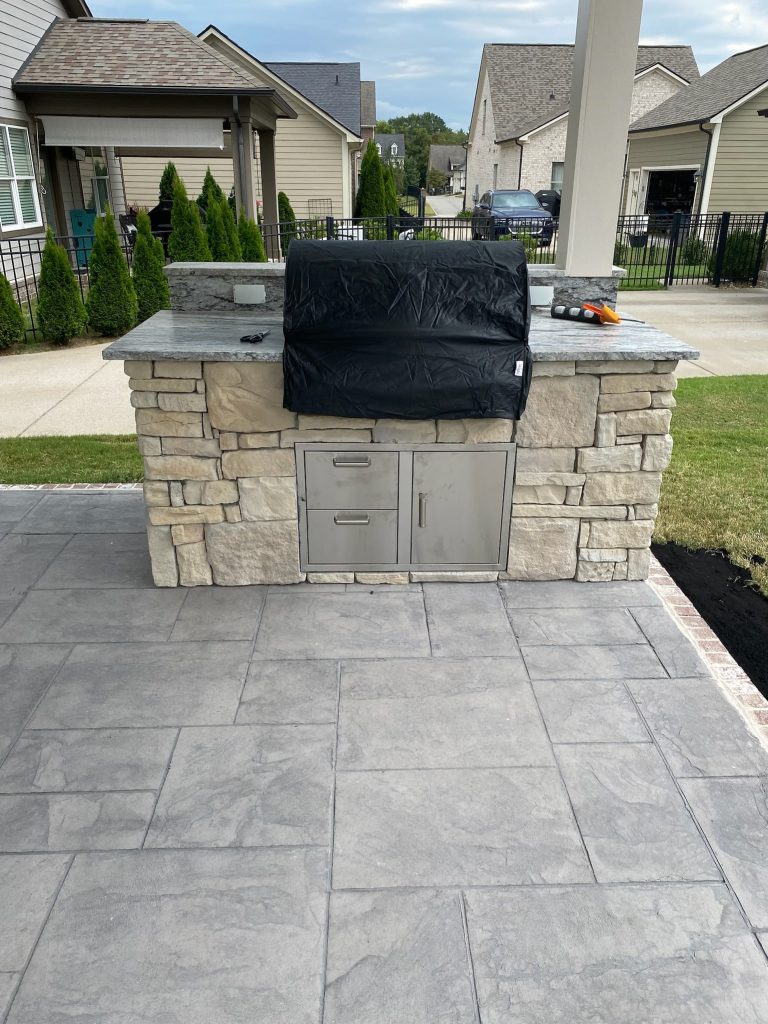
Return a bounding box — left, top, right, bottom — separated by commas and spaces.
429, 144, 466, 173
630, 43, 768, 132
63, 0, 91, 15
13, 17, 292, 111
480, 43, 699, 142
265, 62, 361, 135
361, 80, 376, 127
375, 133, 405, 155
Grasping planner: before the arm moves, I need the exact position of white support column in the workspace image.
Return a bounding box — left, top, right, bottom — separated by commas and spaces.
556, 0, 644, 277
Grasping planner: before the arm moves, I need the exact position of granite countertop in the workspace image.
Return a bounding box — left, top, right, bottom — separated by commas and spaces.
103, 310, 700, 363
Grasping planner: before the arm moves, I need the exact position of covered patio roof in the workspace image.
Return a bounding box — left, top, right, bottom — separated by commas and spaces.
13, 18, 297, 231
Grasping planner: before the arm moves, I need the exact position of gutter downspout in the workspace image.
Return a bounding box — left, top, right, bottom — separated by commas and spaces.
696, 121, 714, 215
517, 140, 524, 189
232, 95, 247, 217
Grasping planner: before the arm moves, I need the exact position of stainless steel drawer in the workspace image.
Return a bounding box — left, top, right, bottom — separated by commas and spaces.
304, 450, 399, 509
306, 509, 398, 565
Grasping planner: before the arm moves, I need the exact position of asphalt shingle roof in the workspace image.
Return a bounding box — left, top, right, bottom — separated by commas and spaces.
630, 44, 768, 131
14, 18, 272, 93
374, 133, 405, 156
360, 80, 376, 127
265, 62, 361, 135
484, 43, 700, 141
429, 144, 466, 172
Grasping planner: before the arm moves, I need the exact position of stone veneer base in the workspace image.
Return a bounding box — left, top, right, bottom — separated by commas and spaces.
122, 356, 679, 587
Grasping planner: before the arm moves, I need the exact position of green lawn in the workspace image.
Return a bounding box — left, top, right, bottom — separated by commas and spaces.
0, 435, 142, 484
655, 375, 768, 596
619, 263, 709, 290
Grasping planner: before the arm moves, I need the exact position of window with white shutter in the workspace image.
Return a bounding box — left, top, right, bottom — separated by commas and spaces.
0, 125, 42, 231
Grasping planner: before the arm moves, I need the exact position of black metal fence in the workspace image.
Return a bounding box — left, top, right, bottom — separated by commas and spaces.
615, 211, 768, 289
4, 209, 767, 341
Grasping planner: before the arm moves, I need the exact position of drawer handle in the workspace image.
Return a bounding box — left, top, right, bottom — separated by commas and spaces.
418, 492, 428, 528
333, 456, 371, 468
334, 513, 370, 526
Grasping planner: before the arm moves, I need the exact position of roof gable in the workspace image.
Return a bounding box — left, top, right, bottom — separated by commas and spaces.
265, 62, 361, 135
630, 44, 768, 132
482, 43, 699, 142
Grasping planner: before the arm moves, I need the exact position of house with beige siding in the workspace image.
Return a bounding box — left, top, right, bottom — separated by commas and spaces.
120, 25, 364, 219
625, 44, 768, 216
465, 43, 698, 207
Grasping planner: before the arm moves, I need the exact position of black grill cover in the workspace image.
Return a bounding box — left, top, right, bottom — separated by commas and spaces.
282, 239, 531, 420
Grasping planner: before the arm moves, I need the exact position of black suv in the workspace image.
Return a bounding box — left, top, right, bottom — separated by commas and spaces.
471, 189, 554, 244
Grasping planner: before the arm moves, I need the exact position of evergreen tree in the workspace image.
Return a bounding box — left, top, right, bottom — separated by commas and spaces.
356, 140, 387, 217
220, 197, 242, 260
384, 164, 399, 217
37, 228, 87, 343
205, 198, 230, 261
86, 207, 138, 336
0, 273, 25, 348
159, 161, 179, 202
197, 167, 224, 211
238, 212, 268, 262
168, 176, 211, 262
132, 210, 170, 323
277, 191, 297, 254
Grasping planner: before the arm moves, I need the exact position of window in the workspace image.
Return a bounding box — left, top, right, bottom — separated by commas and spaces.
551, 161, 565, 192
482, 99, 487, 136
376, 143, 382, 156
0, 124, 42, 231
492, 163, 498, 190
390, 143, 397, 156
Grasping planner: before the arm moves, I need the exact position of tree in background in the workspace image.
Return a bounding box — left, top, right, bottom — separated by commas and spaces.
383, 164, 399, 217
278, 191, 297, 253
376, 113, 467, 188
427, 168, 450, 194
355, 140, 386, 217
133, 210, 170, 323
159, 161, 180, 202
220, 197, 242, 260
0, 273, 25, 348
238, 213, 268, 262
168, 176, 211, 262
86, 208, 138, 336
36, 229, 87, 343
197, 167, 224, 212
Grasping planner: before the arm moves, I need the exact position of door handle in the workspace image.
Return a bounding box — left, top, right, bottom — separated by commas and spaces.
333, 455, 371, 468
334, 512, 370, 526
418, 492, 428, 528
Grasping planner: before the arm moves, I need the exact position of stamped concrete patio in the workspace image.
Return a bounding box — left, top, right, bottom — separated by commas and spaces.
1, 489, 768, 1023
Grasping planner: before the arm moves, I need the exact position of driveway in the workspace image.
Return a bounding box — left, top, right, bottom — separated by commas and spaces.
428, 192, 464, 216
0, 344, 134, 437
1, 489, 768, 1023
624, 286, 768, 378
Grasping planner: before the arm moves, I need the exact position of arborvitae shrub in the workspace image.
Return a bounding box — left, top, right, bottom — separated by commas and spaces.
220, 197, 242, 260
168, 176, 211, 262
205, 198, 230, 261
36, 228, 87, 343
133, 210, 170, 323
86, 207, 138, 336
159, 161, 180, 202
197, 167, 224, 211
277, 191, 297, 254
238, 213, 267, 262
0, 273, 25, 348
384, 164, 399, 217
356, 140, 386, 217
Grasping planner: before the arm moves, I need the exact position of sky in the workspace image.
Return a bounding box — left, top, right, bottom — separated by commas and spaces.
89, 0, 768, 129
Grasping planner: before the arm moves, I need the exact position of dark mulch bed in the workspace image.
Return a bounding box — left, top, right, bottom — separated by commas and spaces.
652, 543, 768, 697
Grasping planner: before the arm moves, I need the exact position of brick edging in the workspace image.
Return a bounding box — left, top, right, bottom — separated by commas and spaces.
648, 553, 768, 746
0, 483, 143, 490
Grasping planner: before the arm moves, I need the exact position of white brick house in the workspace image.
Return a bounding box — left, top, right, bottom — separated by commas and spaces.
465, 44, 699, 205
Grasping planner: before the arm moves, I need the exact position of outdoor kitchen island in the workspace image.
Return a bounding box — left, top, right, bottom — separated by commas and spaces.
103, 309, 699, 587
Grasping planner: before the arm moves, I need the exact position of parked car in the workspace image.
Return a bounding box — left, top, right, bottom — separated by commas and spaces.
534, 189, 561, 218
471, 190, 554, 244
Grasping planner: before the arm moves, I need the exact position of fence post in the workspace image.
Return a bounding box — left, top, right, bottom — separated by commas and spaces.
663, 210, 682, 287
751, 211, 768, 287
325, 215, 335, 241
418, 189, 426, 219
386, 214, 395, 241
712, 211, 731, 287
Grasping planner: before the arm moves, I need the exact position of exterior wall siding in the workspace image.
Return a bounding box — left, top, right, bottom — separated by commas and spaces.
707, 87, 768, 213
622, 129, 708, 211
466, 71, 505, 201
0, 0, 73, 122
519, 119, 568, 194
629, 69, 686, 123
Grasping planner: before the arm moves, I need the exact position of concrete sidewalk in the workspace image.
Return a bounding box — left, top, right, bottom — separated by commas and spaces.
1, 490, 768, 1023
625, 286, 768, 378
0, 343, 134, 438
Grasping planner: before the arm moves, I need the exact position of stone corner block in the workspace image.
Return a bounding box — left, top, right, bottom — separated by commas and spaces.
206, 520, 303, 584
204, 362, 297, 433
502, 517, 578, 581
516, 374, 599, 448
